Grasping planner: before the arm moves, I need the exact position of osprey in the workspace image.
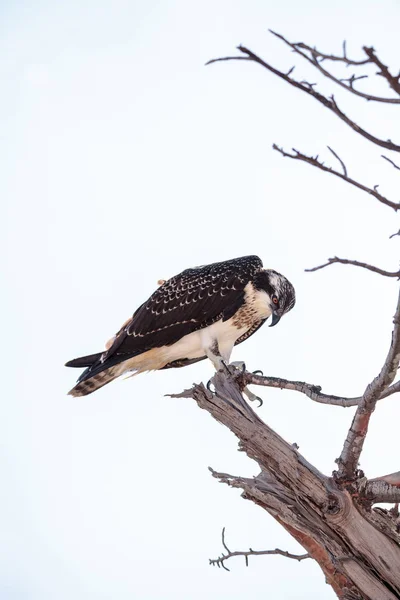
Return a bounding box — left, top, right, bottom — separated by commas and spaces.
66, 255, 295, 397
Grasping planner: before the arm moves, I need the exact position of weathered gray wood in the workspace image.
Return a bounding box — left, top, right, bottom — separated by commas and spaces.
177, 373, 400, 600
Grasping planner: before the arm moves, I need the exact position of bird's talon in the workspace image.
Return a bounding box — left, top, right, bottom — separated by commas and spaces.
220, 360, 231, 374
252, 369, 264, 376
242, 385, 264, 407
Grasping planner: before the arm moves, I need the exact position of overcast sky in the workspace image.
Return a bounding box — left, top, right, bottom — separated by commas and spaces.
2, 1, 399, 599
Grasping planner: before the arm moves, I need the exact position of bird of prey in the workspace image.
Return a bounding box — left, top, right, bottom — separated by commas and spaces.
66, 255, 295, 397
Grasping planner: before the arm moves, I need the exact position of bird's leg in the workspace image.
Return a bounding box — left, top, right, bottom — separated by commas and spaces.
203, 349, 262, 421
206, 341, 239, 375
205, 345, 263, 409
205, 341, 227, 390
205, 340, 225, 371
229, 361, 264, 407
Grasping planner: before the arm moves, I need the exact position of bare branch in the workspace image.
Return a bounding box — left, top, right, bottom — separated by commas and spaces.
389, 230, 400, 240
339, 74, 369, 88
244, 373, 400, 408
171, 374, 400, 409
337, 289, 400, 480
363, 480, 400, 504
295, 39, 371, 66
272, 145, 400, 211
205, 56, 251, 66
305, 257, 400, 278
382, 155, 400, 171
327, 145, 348, 177
380, 380, 400, 399
363, 46, 400, 96
270, 31, 400, 104
209, 528, 309, 570
369, 471, 400, 487
207, 46, 400, 152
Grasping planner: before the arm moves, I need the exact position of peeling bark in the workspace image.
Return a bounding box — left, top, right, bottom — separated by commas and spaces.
174, 373, 400, 599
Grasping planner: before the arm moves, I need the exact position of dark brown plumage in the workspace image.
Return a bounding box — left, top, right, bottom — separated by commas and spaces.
66, 255, 295, 396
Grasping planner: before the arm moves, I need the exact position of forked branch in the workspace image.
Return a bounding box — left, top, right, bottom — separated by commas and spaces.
209, 527, 309, 571
285, 38, 370, 66
270, 31, 400, 104
207, 46, 400, 152
272, 144, 400, 211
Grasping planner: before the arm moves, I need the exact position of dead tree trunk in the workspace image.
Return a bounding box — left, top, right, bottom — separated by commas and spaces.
171, 33, 400, 599
172, 363, 400, 599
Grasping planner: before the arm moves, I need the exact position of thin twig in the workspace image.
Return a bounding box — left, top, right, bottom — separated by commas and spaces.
305, 257, 400, 278
327, 146, 348, 177
270, 31, 400, 104
382, 155, 400, 171
337, 289, 400, 480
205, 56, 251, 65
339, 74, 369, 88
273, 145, 400, 211
389, 230, 400, 240
295, 40, 371, 66
209, 528, 309, 570
207, 46, 400, 152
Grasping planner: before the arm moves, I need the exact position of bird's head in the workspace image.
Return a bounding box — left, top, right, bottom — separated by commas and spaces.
254, 269, 296, 326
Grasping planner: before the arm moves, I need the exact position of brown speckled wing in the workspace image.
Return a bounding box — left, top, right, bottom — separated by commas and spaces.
103, 255, 263, 361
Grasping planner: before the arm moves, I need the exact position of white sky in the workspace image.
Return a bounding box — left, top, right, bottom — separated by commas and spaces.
2, 1, 400, 598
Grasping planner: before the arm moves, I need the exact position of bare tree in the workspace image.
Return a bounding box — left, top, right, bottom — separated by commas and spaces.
171, 33, 400, 599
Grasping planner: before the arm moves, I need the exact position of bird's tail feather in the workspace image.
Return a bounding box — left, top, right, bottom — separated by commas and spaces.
65, 352, 103, 368
66, 347, 168, 397
68, 364, 124, 397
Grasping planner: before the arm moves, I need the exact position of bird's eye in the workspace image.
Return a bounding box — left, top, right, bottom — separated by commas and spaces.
272, 295, 279, 305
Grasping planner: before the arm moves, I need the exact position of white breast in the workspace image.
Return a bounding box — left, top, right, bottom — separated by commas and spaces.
161, 284, 272, 365
126, 282, 273, 372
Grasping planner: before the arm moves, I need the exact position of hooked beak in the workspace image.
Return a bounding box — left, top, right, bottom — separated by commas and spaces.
269, 312, 281, 327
